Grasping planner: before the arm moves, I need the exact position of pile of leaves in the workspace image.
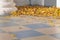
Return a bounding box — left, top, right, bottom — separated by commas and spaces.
10, 6, 60, 18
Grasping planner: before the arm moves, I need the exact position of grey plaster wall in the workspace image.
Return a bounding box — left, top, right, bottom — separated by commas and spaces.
14, 0, 56, 7
44, 0, 56, 7
14, 0, 30, 6
14, 0, 43, 6
31, 0, 43, 5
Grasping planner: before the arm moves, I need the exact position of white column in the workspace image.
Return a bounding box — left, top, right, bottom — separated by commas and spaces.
0, 0, 17, 16
56, 0, 60, 8
42, 0, 44, 6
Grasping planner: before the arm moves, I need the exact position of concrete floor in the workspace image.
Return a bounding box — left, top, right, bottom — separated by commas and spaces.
0, 15, 60, 40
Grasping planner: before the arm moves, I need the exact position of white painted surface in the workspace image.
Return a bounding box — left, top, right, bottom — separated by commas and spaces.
56, 0, 60, 8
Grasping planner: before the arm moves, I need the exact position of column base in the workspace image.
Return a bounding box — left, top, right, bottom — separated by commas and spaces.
0, 7, 17, 16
